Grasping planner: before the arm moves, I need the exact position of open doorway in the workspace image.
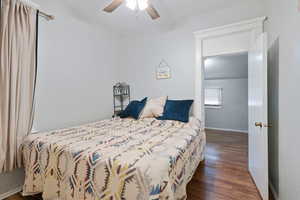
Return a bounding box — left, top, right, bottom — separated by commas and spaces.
204, 53, 248, 133
194, 17, 269, 200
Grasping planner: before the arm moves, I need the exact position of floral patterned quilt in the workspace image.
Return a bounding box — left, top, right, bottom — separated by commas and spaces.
22, 117, 206, 200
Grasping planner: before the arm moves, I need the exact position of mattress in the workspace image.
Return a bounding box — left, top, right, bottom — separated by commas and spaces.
21, 117, 206, 200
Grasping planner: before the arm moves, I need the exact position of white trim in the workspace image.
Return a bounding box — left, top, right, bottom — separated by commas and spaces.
269, 182, 279, 200
0, 186, 22, 200
205, 127, 248, 134
203, 50, 249, 58
194, 17, 267, 38
204, 51, 248, 59
205, 105, 222, 109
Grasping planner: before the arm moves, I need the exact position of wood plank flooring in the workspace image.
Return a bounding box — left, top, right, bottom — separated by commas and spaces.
6, 129, 273, 200
187, 129, 270, 200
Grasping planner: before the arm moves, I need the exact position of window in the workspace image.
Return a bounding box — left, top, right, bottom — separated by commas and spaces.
205, 88, 223, 108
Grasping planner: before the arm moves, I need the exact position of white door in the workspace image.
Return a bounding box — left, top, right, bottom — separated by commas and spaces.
248, 33, 269, 200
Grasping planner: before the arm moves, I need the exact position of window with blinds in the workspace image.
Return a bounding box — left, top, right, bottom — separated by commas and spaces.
205, 88, 223, 108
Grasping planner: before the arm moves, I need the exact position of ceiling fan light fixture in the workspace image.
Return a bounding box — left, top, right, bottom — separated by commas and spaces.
126, 0, 137, 10
103, 0, 159, 20
138, 0, 148, 10
126, 0, 148, 11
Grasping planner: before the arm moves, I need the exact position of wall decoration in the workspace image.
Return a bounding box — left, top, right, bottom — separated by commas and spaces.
156, 59, 171, 79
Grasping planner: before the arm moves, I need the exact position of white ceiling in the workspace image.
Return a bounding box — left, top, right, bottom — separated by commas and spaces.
52, 0, 260, 35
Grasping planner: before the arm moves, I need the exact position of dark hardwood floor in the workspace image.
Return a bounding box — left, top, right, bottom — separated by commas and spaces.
6, 129, 273, 200
187, 129, 272, 200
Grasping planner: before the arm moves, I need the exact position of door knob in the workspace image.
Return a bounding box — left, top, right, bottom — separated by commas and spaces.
255, 122, 263, 128
264, 123, 272, 128
255, 122, 272, 128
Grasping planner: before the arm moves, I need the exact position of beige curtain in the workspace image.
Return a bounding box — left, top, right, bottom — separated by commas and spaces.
0, 0, 37, 172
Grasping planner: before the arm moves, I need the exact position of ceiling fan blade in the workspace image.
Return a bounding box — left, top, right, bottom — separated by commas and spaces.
103, 0, 124, 13
146, 4, 160, 20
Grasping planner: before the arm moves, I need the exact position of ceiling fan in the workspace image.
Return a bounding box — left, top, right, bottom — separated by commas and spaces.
103, 0, 160, 20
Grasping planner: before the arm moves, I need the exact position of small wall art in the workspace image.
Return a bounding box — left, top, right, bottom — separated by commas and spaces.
156, 59, 171, 79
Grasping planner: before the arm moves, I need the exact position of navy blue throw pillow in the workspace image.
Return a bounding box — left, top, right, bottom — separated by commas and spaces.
119, 98, 147, 120
157, 100, 194, 123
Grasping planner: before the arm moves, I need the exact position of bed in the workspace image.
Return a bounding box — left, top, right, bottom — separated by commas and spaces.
21, 117, 206, 200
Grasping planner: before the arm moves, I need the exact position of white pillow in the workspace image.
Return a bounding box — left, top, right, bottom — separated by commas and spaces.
140, 96, 167, 118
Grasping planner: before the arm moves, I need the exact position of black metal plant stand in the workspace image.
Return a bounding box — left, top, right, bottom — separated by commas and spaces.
113, 83, 130, 117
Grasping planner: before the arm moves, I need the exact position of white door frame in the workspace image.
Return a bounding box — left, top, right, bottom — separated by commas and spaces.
193, 16, 267, 128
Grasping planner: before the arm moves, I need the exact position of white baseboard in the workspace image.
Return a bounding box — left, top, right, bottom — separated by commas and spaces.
205, 127, 248, 133
269, 182, 279, 200
0, 186, 22, 200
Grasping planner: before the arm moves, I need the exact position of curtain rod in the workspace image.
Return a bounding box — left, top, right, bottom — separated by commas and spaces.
18, 0, 54, 21
38, 10, 55, 21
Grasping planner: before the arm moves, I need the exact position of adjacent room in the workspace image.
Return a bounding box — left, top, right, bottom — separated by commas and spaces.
204, 53, 248, 133
1, 0, 299, 200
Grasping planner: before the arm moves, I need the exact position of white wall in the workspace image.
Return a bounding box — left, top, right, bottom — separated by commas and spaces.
117, 1, 264, 101
0, 0, 119, 197
34, 0, 118, 131
204, 53, 248, 132
265, 0, 300, 199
